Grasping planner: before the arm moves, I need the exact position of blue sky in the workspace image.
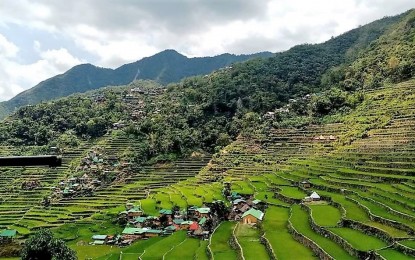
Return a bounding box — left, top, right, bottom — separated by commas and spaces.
0, 0, 413, 101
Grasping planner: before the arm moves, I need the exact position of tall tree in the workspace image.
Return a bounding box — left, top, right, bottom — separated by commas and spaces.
21, 229, 76, 260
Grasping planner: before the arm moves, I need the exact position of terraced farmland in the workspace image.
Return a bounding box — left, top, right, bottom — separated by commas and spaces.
1, 80, 415, 259
188, 80, 415, 259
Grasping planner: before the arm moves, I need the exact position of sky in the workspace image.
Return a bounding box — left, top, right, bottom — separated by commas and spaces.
0, 0, 413, 102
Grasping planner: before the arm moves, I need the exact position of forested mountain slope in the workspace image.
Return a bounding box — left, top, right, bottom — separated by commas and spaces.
0, 50, 273, 119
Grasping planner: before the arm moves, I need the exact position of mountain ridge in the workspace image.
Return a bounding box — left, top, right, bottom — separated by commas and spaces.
0, 50, 273, 119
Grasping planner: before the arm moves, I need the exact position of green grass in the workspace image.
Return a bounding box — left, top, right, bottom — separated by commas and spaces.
322, 193, 368, 221
309, 204, 341, 226
263, 206, 316, 260
377, 248, 414, 260
353, 196, 415, 229
290, 205, 355, 260
263, 174, 292, 185
255, 191, 290, 206
141, 231, 187, 260
164, 238, 201, 259
232, 181, 254, 195
72, 245, 121, 259
249, 180, 269, 191
279, 187, 306, 199
366, 221, 410, 238
140, 198, 158, 216
153, 192, 173, 210
235, 223, 269, 260
399, 239, 415, 249
195, 240, 209, 260
328, 227, 388, 251
96, 237, 164, 260
210, 221, 238, 260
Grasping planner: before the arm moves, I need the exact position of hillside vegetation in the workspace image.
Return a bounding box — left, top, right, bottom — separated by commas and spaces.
0, 50, 273, 119
0, 8, 414, 260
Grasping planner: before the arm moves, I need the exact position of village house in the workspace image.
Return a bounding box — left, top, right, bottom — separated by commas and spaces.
195, 208, 211, 218
163, 225, 176, 235
187, 206, 199, 217
300, 180, 312, 189
92, 235, 108, 245
144, 229, 162, 238
314, 135, 326, 141
173, 218, 184, 226
121, 227, 145, 241
251, 199, 266, 211
189, 222, 200, 232
264, 111, 276, 120
0, 229, 16, 244
159, 209, 173, 216
179, 220, 194, 230
127, 207, 143, 220
232, 198, 246, 209
241, 208, 264, 224
131, 216, 147, 227
304, 191, 321, 202
131, 87, 145, 94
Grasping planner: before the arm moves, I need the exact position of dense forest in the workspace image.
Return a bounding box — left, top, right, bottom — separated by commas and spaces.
0, 9, 414, 166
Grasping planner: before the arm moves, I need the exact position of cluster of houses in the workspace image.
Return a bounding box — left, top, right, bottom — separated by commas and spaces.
227, 192, 266, 224
90, 189, 267, 247
263, 94, 313, 120
21, 179, 41, 190
52, 147, 129, 199
91, 202, 217, 246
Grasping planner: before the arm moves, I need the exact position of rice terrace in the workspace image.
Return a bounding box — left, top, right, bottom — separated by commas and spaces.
0, 3, 415, 260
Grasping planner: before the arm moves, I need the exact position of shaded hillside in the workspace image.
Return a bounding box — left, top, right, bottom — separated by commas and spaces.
0, 10, 413, 160
0, 50, 273, 118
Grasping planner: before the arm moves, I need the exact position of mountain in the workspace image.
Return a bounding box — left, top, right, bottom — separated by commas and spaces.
0, 10, 411, 150
0, 9, 415, 259
0, 50, 273, 119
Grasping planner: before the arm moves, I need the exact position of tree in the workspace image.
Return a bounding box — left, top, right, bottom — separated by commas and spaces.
21, 229, 76, 260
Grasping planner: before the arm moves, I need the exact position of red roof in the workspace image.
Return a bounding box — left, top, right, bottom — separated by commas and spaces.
189, 222, 199, 231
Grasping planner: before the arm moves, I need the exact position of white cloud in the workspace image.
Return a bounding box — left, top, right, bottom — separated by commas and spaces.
0, 0, 414, 101
0, 33, 83, 101
0, 34, 19, 58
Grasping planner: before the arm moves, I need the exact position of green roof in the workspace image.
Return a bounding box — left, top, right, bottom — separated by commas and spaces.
198, 217, 207, 225
122, 227, 145, 235
173, 218, 184, 224
92, 235, 107, 240
197, 208, 210, 214
128, 208, 142, 213
0, 229, 16, 237
164, 225, 176, 231
145, 229, 162, 234
93, 240, 105, 245
159, 209, 172, 215
242, 208, 264, 220
134, 216, 147, 223
252, 199, 262, 204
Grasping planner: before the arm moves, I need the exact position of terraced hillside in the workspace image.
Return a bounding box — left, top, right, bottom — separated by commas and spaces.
1, 81, 415, 259
195, 80, 415, 260
89, 80, 415, 260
